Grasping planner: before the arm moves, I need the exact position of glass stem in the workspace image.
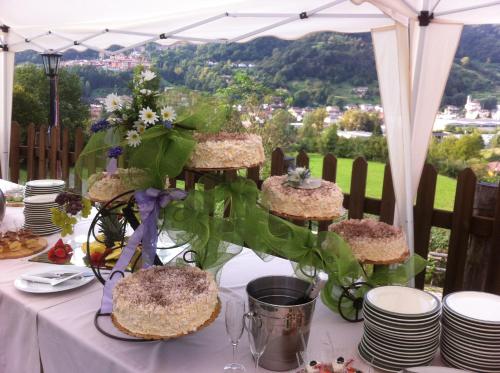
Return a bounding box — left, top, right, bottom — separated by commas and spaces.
232, 342, 238, 364
255, 355, 259, 373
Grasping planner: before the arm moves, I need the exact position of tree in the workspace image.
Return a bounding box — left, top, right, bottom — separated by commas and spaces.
338, 109, 381, 132
481, 97, 498, 111
13, 64, 89, 133
297, 108, 327, 152
257, 109, 296, 155
320, 124, 339, 154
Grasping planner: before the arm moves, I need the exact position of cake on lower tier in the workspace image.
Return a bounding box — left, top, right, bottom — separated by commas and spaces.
88, 168, 144, 202
186, 132, 265, 170
327, 219, 409, 264
112, 266, 219, 339
261, 175, 344, 220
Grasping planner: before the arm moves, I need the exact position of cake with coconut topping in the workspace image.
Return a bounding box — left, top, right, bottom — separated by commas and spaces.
261, 174, 344, 220
327, 219, 409, 264
112, 266, 219, 339
186, 132, 265, 170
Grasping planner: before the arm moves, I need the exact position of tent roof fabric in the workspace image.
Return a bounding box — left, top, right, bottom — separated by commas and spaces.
1, 0, 499, 53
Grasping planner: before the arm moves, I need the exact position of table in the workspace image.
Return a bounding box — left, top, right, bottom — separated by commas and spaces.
0, 206, 442, 373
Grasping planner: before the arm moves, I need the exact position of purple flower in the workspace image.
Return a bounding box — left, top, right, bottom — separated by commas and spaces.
90, 119, 110, 133
163, 120, 173, 129
107, 146, 123, 159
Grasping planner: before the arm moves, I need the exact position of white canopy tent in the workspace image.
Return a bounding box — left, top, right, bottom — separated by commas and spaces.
1, 0, 499, 253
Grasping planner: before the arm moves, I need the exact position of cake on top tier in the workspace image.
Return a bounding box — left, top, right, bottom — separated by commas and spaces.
112, 266, 219, 339
261, 174, 344, 220
186, 132, 265, 170
328, 219, 409, 264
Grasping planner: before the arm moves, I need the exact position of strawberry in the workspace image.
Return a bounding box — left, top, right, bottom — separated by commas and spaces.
54, 247, 67, 258
90, 252, 104, 266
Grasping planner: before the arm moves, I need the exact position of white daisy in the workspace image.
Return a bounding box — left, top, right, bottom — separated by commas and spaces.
139, 106, 159, 125
133, 121, 146, 134
139, 89, 153, 95
140, 70, 156, 82
161, 106, 177, 122
104, 93, 122, 112
126, 130, 141, 147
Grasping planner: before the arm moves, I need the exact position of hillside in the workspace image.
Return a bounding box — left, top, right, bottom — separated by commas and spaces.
14, 25, 500, 107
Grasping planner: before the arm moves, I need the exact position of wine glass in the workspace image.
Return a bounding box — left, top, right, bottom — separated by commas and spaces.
224, 299, 246, 372
244, 312, 272, 373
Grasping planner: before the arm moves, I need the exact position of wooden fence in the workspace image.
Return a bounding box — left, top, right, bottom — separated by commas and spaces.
9, 122, 85, 190
9, 123, 500, 295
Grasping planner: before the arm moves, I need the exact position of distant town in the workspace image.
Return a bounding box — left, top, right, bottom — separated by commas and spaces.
77, 51, 499, 145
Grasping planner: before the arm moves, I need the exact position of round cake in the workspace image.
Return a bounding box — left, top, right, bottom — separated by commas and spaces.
112, 266, 219, 339
327, 219, 409, 264
88, 168, 144, 202
261, 175, 344, 220
186, 132, 265, 170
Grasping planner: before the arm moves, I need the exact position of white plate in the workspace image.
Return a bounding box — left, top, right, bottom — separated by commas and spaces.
400, 367, 470, 373
14, 268, 94, 294
366, 286, 440, 316
26, 180, 65, 188
444, 291, 500, 323
24, 194, 59, 204
364, 302, 441, 324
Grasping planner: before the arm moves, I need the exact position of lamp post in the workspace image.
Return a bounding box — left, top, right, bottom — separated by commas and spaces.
40, 52, 62, 130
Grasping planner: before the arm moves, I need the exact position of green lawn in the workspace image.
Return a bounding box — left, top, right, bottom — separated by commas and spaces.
306, 154, 457, 211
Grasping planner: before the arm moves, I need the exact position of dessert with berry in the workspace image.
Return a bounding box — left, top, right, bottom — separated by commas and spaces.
261, 168, 344, 220
47, 239, 73, 264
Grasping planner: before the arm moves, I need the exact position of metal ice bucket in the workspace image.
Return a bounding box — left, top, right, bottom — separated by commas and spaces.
246, 275, 318, 371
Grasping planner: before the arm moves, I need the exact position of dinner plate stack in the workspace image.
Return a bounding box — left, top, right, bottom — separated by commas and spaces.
358, 286, 441, 372
24, 179, 65, 197
441, 291, 500, 373
23, 194, 62, 236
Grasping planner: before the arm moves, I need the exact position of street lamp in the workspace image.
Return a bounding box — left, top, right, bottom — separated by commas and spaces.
40, 52, 62, 129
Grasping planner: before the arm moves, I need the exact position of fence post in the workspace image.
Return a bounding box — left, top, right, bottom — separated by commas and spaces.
296, 150, 309, 168
74, 128, 84, 192
271, 148, 285, 176
61, 127, 70, 184
413, 164, 437, 289
38, 125, 47, 179
319, 153, 338, 232
379, 164, 395, 225
463, 182, 498, 291
444, 168, 476, 295
486, 182, 500, 294
348, 157, 367, 219
9, 122, 20, 183
26, 124, 36, 181
184, 171, 196, 191
247, 166, 260, 189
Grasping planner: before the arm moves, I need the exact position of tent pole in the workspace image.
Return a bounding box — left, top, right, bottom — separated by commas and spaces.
434, 0, 500, 17
0, 35, 15, 180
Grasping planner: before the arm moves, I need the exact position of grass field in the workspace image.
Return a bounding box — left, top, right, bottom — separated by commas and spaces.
306, 154, 457, 211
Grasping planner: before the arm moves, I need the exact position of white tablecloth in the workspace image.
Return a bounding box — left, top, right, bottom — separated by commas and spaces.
0, 207, 442, 373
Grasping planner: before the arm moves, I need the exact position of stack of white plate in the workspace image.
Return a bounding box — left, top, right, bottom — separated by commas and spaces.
358, 286, 441, 372
25, 179, 65, 197
441, 291, 500, 372
23, 194, 61, 235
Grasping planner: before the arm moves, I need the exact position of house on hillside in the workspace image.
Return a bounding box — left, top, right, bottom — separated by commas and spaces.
465, 95, 482, 119
352, 87, 369, 98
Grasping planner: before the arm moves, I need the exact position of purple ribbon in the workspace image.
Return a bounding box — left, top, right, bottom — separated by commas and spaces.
100, 188, 187, 313
106, 158, 118, 175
